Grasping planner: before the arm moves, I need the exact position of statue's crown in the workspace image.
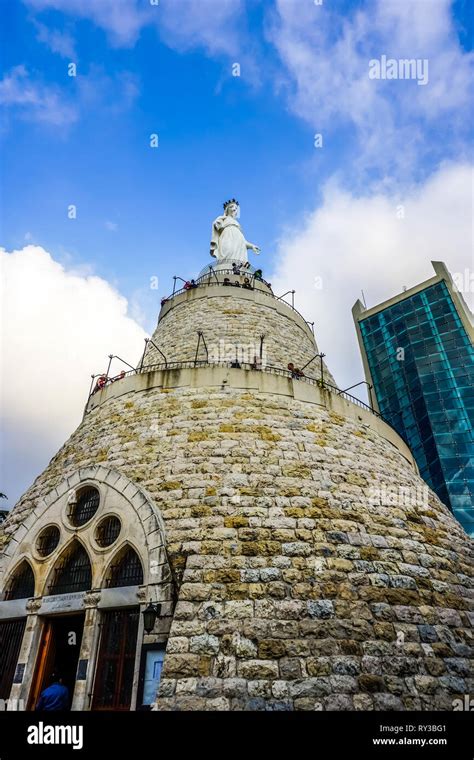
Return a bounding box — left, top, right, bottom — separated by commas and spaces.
223, 198, 239, 210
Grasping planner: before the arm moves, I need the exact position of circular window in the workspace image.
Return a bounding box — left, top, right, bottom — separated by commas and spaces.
95, 515, 121, 548
68, 487, 100, 527
36, 525, 60, 557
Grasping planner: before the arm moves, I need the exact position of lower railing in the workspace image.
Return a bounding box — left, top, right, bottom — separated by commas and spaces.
86, 358, 411, 447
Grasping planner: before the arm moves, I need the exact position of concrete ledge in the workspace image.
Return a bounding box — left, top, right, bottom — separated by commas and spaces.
85, 366, 417, 471
39, 591, 86, 615
99, 586, 140, 609
0, 598, 28, 619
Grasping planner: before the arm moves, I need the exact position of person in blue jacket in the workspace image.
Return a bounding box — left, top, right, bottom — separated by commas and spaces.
36, 673, 70, 711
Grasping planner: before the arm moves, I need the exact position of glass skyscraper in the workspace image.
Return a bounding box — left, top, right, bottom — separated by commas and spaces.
353, 262, 474, 536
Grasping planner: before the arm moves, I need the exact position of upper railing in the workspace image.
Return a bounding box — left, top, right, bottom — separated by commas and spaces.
163, 270, 315, 334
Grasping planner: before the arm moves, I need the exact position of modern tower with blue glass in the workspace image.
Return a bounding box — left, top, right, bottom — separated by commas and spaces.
353, 262, 474, 536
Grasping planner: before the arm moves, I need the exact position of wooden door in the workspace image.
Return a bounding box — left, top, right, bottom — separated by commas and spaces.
92, 608, 139, 711
27, 620, 55, 710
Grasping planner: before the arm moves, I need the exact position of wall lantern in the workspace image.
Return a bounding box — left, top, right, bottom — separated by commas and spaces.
143, 602, 162, 634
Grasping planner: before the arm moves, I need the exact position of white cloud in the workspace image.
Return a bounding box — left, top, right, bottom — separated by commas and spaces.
76, 66, 140, 113
0, 64, 140, 130
157, 0, 243, 56
34, 20, 76, 58
0, 245, 146, 504
25, 0, 244, 55
105, 221, 118, 232
267, 0, 473, 181
25, 0, 148, 47
269, 162, 473, 393
0, 65, 78, 126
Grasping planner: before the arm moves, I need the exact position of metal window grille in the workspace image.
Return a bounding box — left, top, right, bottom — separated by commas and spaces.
69, 487, 100, 527
5, 562, 35, 600
49, 545, 92, 595
96, 516, 121, 548
36, 526, 60, 557
0, 619, 27, 698
108, 549, 143, 588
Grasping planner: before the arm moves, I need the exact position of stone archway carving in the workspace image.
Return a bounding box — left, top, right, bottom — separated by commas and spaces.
0, 465, 172, 599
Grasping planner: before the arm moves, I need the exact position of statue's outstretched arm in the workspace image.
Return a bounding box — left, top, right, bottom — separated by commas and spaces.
246, 240, 260, 253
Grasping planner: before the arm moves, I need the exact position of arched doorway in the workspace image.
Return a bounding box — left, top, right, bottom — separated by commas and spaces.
0, 466, 173, 711
27, 542, 92, 710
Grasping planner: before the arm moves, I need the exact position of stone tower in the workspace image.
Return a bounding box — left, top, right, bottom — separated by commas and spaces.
0, 262, 472, 712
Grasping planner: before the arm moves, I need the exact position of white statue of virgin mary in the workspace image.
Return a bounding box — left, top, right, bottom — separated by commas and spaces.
210, 199, 260, 265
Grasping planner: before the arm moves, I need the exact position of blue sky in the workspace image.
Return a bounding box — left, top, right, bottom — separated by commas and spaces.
1, 0, 473, 505
2, 0, 333, 311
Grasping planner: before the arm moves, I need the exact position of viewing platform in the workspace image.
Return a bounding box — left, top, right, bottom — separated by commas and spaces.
84, 359, 417, 472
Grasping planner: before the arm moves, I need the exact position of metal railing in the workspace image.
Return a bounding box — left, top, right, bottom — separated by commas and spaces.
87, 360, 412, 446
171, 267, 268, 295
162, 270, 315, 332
84, 357, 411, 446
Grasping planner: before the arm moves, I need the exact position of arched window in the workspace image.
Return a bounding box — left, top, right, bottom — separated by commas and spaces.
107, 547, 143, 588
48, 543, 92, 596
5, 560, 35, 600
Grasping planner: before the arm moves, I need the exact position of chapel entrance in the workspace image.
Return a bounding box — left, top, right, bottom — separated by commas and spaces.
91, 607, 140, 711
27, 613, 85, 710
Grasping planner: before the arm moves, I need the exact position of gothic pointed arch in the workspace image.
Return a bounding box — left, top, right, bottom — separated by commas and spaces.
104, 543, 144, 588
3, 558, 35, 600
46, 538, 92, 596
0, 465, 174, 602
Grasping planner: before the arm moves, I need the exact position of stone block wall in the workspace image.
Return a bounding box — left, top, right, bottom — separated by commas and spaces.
143, 284, 336, 385
3, 376, 472, 711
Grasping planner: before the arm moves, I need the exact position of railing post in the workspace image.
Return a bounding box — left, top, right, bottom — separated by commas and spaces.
146, 339, 167, 368
368, 384, 374, 412
194, 332, 202, 366
139, 338, 149, 371
83, 374, 96, 418
111, 355, 138, 373
319, 353, 325, 386
198, 331, 209, 362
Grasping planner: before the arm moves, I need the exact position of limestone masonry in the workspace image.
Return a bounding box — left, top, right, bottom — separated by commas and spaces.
1, 269, 472, 711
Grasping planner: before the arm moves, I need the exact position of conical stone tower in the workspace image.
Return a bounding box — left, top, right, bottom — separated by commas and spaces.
0, 262, 472, 712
